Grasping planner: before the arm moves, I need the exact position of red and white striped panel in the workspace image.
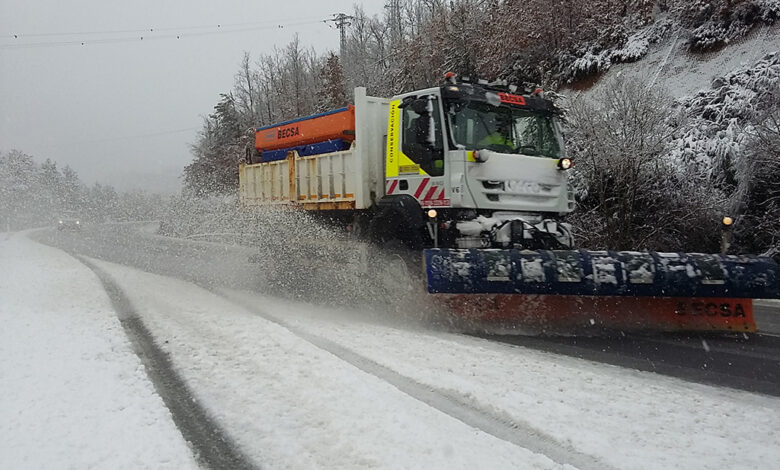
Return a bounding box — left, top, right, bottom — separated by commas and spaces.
386, 179, 398, 195
386, 178, 448, 205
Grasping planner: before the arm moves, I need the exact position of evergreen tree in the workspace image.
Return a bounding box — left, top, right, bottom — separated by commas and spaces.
184, 93, 248, 196
316, 53, 349, 111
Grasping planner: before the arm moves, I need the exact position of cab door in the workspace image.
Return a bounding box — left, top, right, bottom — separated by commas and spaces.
384, 91, 450, 207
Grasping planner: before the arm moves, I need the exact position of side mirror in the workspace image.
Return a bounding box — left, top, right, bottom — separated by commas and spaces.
398, 95, 417, 109
410, 98, 430, 115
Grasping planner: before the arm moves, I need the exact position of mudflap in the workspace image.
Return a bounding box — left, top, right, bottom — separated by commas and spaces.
435, 294, 756, 334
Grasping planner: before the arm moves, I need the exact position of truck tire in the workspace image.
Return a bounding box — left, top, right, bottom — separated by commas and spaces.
368, 209, 403, 246
368, 210, 423, 278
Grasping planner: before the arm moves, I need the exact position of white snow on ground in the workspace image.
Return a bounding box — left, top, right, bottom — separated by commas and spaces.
224, 292, 780, 470
92, 257, 565, 470
7, 231, 780, 470
90, 250, 780, 470
0, 233, 198, 470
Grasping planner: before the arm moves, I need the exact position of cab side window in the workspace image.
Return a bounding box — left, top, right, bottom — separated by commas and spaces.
401, 96, 445, 176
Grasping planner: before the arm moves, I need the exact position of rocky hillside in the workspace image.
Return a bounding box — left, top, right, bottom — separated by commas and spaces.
566, 21, 779, 256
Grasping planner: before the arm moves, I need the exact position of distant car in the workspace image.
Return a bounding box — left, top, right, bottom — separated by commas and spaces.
57, 218, 81, 231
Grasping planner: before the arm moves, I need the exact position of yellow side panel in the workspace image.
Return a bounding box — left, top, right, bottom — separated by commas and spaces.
386, 100, 401, 177
385, 99, 429, 178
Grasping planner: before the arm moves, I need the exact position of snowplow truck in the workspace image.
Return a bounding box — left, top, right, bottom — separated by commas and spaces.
239, 78, 780, 333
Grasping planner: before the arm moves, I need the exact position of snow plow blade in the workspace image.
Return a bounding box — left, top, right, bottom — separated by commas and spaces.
424, 249, 780, 333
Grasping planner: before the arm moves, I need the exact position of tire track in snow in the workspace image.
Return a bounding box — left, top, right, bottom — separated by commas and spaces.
647, 27, 681, 89
76, 257, 259, 470
218, 288, 614, 470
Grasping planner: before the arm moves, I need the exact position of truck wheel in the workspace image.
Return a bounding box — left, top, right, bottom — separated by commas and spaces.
369, 208, 425, 249
351, 213, 370, 239
368, 212, 421, 278
369, 210, 401, 245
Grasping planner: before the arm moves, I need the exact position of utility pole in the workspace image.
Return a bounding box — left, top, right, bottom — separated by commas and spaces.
385, 0, 402, 47
329, 13, 354, 58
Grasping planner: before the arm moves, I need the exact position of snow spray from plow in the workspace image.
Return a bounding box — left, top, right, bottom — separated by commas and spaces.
424, 249, 780, 333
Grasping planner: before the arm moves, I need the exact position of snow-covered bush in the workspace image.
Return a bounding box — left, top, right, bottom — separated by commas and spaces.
732, 82, 780, 257
566, 76, 722, 251
610, 35, 650, 63
668, 52, 780, 255
562, 1, 776, 82
566, 19, 673, 83
684, 0, 779, 51
569, 48, 612, 80
670, 53, 780, 181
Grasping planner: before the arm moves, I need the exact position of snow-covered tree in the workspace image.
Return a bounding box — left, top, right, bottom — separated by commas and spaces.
316, 53, 349, 111
184, 93, 247, 196
0, 150, 37, 230
0, 149, 163, 229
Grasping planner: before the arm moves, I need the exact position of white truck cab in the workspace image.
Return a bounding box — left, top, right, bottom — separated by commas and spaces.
382, 81, 575, 249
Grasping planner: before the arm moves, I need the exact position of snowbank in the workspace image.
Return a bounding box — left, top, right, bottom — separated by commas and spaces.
0, 234, 197, 470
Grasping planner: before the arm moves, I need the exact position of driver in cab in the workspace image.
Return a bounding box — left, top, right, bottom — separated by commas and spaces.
478, 116, 514, 150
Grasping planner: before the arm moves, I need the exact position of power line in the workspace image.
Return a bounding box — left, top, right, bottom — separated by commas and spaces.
1, 18, 329, 50
4, 16, 326, 39
33, 127, 199, 148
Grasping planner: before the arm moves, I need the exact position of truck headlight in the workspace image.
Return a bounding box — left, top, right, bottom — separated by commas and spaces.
557, 158, 573, 170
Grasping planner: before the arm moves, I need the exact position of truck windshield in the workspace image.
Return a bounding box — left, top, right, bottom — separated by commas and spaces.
448, 101, 562, 157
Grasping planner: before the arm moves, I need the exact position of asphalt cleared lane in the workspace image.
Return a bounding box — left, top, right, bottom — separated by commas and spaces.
33, 223, 780, 397
477, 332, 780, 397
478, 285, 780, 398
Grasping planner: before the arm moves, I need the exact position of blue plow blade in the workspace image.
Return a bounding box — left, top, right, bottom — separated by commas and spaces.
424, 249, 780, 299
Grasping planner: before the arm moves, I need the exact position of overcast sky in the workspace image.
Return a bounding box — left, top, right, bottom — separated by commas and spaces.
0, 0, 385, 193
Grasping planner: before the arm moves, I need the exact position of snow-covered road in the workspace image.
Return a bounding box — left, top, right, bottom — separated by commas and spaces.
3, 232, 780, 469
0, 233, 198, 469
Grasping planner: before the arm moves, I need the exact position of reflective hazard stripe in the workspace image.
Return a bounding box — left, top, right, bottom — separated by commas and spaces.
436, 187, 446, 200
414, 178, 430, 199
423, 186, 437, 200
386, 179, 398, 195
